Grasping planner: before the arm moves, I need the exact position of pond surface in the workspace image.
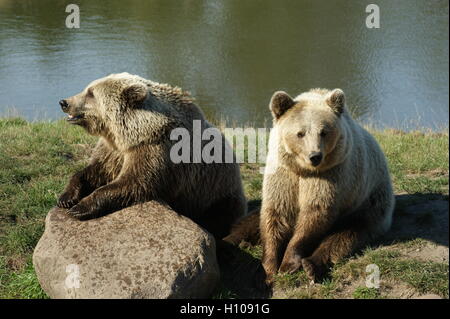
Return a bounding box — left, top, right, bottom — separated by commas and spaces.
0, 0, 448, 129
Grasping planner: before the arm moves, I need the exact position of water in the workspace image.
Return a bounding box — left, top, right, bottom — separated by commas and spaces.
0, 0, 448, 130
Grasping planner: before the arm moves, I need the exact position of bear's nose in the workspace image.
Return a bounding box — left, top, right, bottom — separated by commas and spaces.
309, 152, 323, 167
59, 99, 69, 111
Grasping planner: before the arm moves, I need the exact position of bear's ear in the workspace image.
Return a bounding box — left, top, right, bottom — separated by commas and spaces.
270, 91, 295, 119
122, 83, 148, 105
326, 89, 345, 115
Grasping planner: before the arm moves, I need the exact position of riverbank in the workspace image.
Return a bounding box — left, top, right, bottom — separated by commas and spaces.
0, 118, 448, 299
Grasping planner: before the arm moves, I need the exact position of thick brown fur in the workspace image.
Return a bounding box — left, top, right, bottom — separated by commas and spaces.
227, 88, 395, 284
223, 208, 261, 247
57, 73, 247, 239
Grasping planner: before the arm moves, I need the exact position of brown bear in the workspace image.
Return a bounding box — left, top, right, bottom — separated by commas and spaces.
227, 88, 395, 284
57, 72, 246, 239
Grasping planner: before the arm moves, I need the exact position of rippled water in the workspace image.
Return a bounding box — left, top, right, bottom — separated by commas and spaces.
0, 0, 448, 129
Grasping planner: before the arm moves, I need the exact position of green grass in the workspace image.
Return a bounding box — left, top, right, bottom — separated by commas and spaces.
267, 248, 448, 299
0, 257, 48, 299
352, 287, 381, 299
0, 118, 448, 299
333, 249, 449, 298
0, 118, 96, 298
372, 129, 449, 194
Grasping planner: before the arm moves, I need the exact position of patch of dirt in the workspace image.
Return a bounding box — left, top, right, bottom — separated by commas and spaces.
327, 279, 365, 299
381, 197, 449, 265
383, 281, 421, 299
333, 278, 417, 299
385, 197, 449, 261
400, 243, 448, 263
405, 169, 449, 180
271, 283, 313, 299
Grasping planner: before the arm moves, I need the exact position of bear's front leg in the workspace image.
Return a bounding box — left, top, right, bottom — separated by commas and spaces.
261, 240, 279, 286
58, 183, 82, 209
67, 150, 158, 220
57, 163, 107, 209
67, 176, 149, 220
67, 145, 164, 219
278, 207, 336, 276
260, 207, 290, 286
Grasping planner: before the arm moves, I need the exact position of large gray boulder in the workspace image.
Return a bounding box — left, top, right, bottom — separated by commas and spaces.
33, 201, 220, 299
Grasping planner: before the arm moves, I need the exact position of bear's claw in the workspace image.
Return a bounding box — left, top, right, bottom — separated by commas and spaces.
57, 198, 77, 208
57, 191, 80, 209
67, 202, 96, 220
279, 252, 303, 274
301, 257, 327, 282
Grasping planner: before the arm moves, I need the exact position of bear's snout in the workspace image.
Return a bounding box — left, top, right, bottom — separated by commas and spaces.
59, 99, 69, 112
60, 97, 84, 124
309, 152, 323, 167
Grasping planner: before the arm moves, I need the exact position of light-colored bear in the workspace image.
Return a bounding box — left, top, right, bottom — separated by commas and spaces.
260, 88, 395, 283
57, 73, 246, 239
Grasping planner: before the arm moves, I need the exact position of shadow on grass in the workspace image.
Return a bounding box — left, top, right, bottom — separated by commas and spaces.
215, 199, 271, 298
316, 193, 449, 283
216, 240, 270, 298
216, 194, 449, 294
313, 192, 449, 284
382, 193, 449, 247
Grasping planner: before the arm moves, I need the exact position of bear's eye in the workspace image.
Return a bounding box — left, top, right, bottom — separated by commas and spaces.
320, 130, 327, 137
86, 88, 94, 98
297, 131, 305, 138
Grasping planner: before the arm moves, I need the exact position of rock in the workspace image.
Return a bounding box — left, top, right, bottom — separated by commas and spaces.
33, 201, 220, 299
